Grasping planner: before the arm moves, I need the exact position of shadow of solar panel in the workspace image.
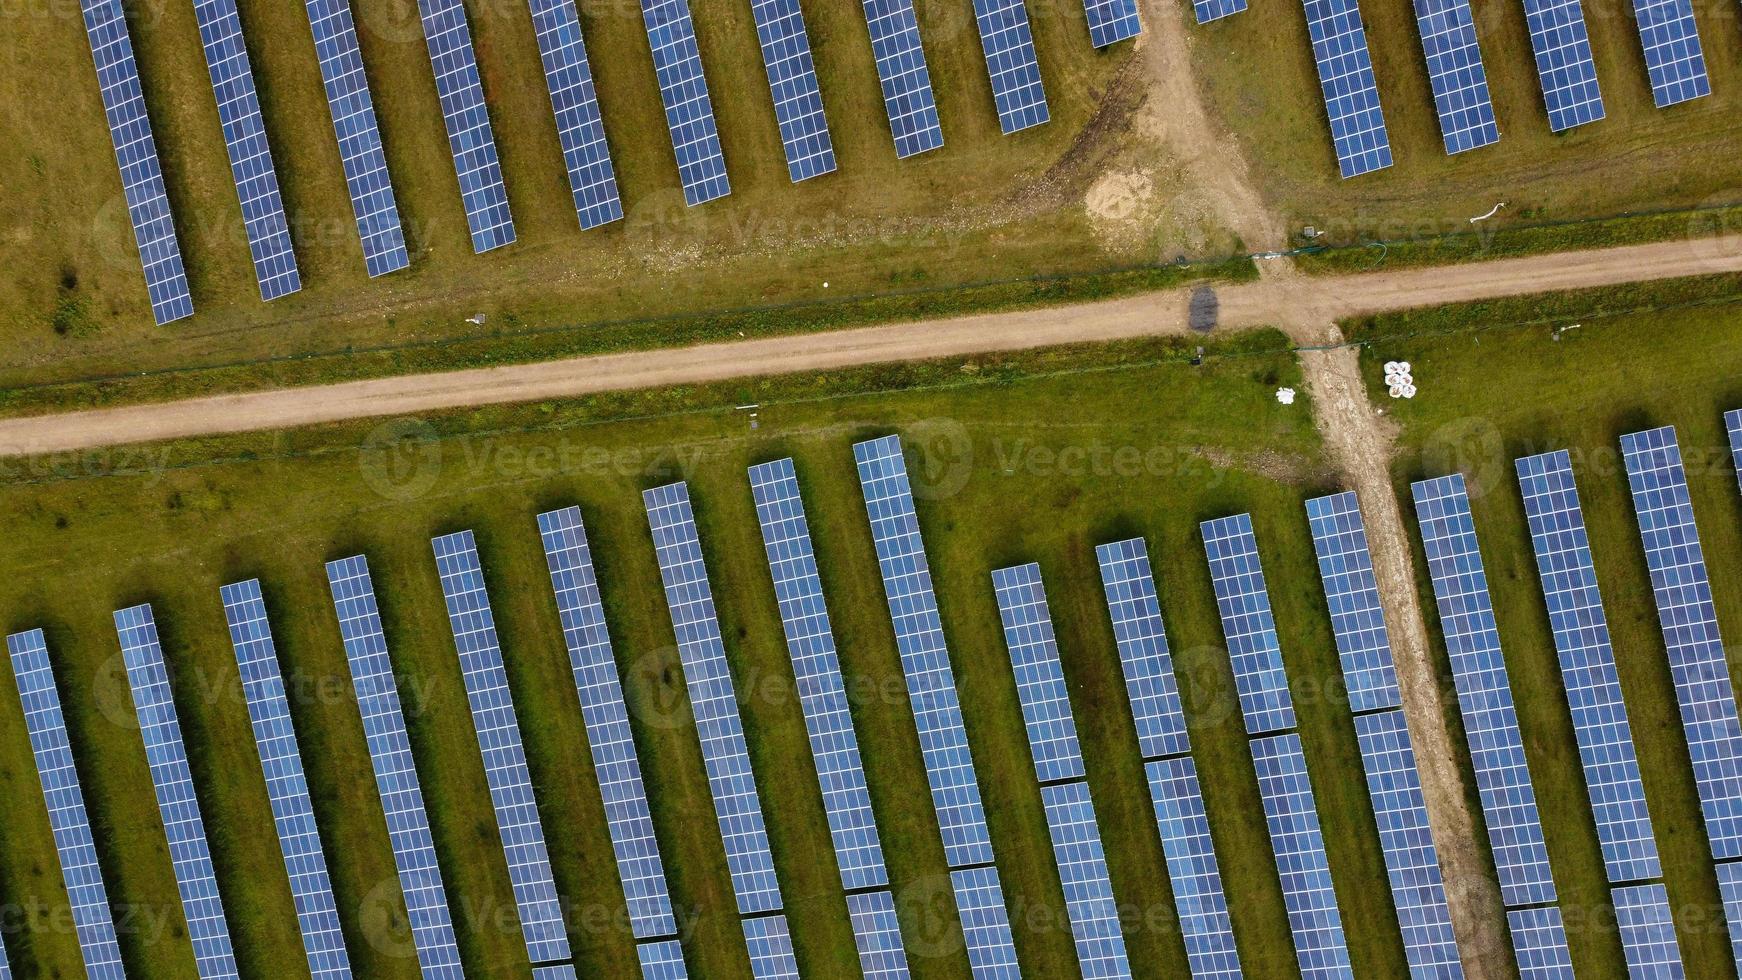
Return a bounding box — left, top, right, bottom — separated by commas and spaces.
749, 460, 889, 892
1619, 427, 1742, 863
750, 0, 837, 181
1095, 539, 1191, 761
325, 556, 465, 978
846, 890, 911, 979
1042, 782, 1133, 978
742, 915, 801, 979
1410, 0, 1499, 154
114, 605, 240, 980
1304, 491, 1403, 713
992, 563, 1086, 785
192, 0, 300, 300
1411, 475, 1560, 908
1520, 0, 1604, 130
1250, 733, 1354, 980
433, 532, 573, 966
7, 630, 128, 980
859, 0, 944, 157
1506, 906, 1573, 979
643, 483, 785, 918
1611, 883, 1684, 975
1201, 514, 1298, 736
1516, 451, 1662, 884
1299, 0, 1392, 178
1716, 863, 1742, 970
303, 0, 409, 275
1193, 0, 1248, 22
1629, 0, 1709, 107
537, 507, 681, 941
1352, 711, 1462, 976
950, 866, 1022, 974
1144, 757, 1241, 979
972, 0, 1050, 134
414, 0, 516, 251
78, 0, 193, 324
1083, 0, 1143, 43
220, 582, 351, 979
639, 0, 731, 205
527, 0, 624, 229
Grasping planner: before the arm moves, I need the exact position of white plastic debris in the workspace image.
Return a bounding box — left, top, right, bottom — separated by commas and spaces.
1384, 361, 1401, 375
1389, 384, 1406, 398
1401, 384, 1417, 399
1276, 387, 1296, 405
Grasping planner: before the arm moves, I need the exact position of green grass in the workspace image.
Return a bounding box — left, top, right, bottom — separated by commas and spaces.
0, 332, 1434, 978
1353, 296, 1742, 977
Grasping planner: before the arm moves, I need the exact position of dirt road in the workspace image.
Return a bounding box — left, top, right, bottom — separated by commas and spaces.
3, 234, 1737, 458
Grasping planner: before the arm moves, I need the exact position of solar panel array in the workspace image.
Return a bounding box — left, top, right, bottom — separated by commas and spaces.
1097, 538, 1241, 979
992, 564, 1086, 784
1727, 409, 1742, 491
1516, 451, 1663, 885
854, 434, 1020, 972
859, 0, 945, 158
1041, 781, 1133, 979
639, 939, 690, 979
191, 0, 301, 300
1192, 0, 1247, 25
414, 0, 516, 251
1507, 906, 1576, 979
7, 630, 128, 980
971, 0, 1050, 135
1611, 883, 1684, 976
748, 0, 837, 181
1619, 426, 1742, 863
1201, 514, 1298, 736
1628, 0, 1710, 108
742, 916, 800, 979
432, 531, 574, 969
1305, 491, 1463, 977
526, 0, 625, 229
1083, 0, 1144, 44
1300, 0, 1393, 178
1718, 862, 1742, 969
537, 506, 684, 955
846, 890, 912, 979
639, 0, 732, 205
1412, 474, 1572, 969
1410, 0, 1500, 154
114, 605, 241, 979
325, 555, 466, 978
1519, 0, 1604, 130
220, 581, 351, 980
78, 0, 194, 324
302, 0, 409, 276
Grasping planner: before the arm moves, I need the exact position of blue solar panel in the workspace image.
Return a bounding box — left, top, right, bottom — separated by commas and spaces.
1096, 539, 1191, 761
846, 890, 911, 979
1411, 0, 1499, 154
639, 939, 690, 979
1305, 491, 1404, 713
992, 563, 1087, 785
526, 0, 624, 229
1727, 409, 1742, 491
1519, 0, 1604, 130
114, 605, 240, 979
533, 966, 579, 980
537, 506, 681, 942
1517, 450, 1662, 884
1611, 883, 1685, 976
639, 0, 731, 205
1193, 0, 1247, 23
971, 0, 1050, 135
220, 581, 351, 980
749, 0, 837, 181
859, 0, 944, 158
1619, 426, 1742, 862
1041, 782, 1133, 979
1411, 474, 1560, 908
950, 865, 1022, 976
1250, 733, 1354, 980
325, 555, 465, 977
741, 915, 801, 979
191, 0, 300, 300
1083, 0, 1144, 43
748, 459, 890, 895
1352, 710, 1463, 977
853, 434, 997, 869
1715, 862, 1742, 971
432, 531, 573, 966
1145, 757, 1241, 979
302, 0, 409, 276
7, 630, 128, 980
1300, 0, 1393, 178
1507, 906, 1574, 980
644, 483, 785, 918
1201, 514, 1298, 737
78, 0, 193, 324
1628, 0, 1709, 107
414, 0, 516, 251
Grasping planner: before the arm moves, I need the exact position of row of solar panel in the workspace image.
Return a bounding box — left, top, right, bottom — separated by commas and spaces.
79, 0, 1141, 323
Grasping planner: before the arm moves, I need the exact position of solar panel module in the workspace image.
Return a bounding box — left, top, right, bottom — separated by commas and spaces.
1041, 782, 1135, 978
639, 0, 732, 205
1409, 0, 1500, 154
1200, 514, 1298, 736
1628, 0, 1710, 107
1519, 0, 1604, 130
1144, 757, 1242, 979
992, 563, 1087, 785
971, 0, 1050, 135
950, 865, 1023, 975
1082, 0, 1144, 43
846, 890, 912, 979
748, 0, 837, 181
413, 0, 516, 251
1192, 0, 1247, 22
1304, 491, 1403, 713
1250, 733, 1355, 980
8, 630, 128, 980
1611, 883, 1686, 976
858, 0, 945, 157
526, 0, 625, 228
1299, 0, 1393, 178
1728, 409, 1742, 492
1506, 906, 1574, 979
1717, 862, 1742, 971
78, 0, 194, 323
